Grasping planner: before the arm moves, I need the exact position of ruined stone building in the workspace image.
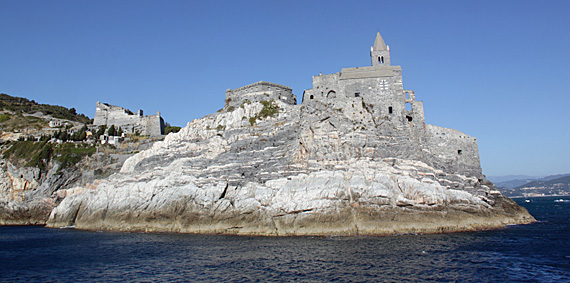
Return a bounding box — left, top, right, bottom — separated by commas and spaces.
225, 81, 297, 108
93, 102, 165, 136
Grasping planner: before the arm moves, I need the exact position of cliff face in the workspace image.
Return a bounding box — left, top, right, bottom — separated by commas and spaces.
46, 100, 534, 235
0, 153, 124, 225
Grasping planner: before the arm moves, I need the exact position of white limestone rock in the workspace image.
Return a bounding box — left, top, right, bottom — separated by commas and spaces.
46, 101, 534, 235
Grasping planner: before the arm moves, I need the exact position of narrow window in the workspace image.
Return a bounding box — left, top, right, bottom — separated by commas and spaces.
458, 150, 463, 155
310, 95, 314, 100
388, 106, 393, 114
381, 56, 384, 63
378, 57, 381, 63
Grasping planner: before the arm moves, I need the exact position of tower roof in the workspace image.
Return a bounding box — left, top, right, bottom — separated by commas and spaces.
372, 32, 387, 51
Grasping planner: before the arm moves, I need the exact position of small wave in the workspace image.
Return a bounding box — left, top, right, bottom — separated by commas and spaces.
59, 225, 76, 229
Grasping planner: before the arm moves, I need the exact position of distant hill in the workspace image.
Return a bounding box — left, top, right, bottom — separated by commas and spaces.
0, 93, 91, 124
487, 175, 541, 183
516, 175, 570, 189
496, 174, 570, 197
494, 178, 539, 189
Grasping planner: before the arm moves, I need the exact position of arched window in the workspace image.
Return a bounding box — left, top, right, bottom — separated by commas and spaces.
381, 56, 384, 63
327, 90, 336, 99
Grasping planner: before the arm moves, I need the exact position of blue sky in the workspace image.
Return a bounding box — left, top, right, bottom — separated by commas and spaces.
1, 0, 569, 177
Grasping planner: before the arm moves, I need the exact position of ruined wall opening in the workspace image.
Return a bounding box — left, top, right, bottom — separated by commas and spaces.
458, 150, 463, 155
354, 93, 360, 98
310, 95, 314, 100
388, 106, 393, 114
406, 115, 413, 122
405, 102, 412, 111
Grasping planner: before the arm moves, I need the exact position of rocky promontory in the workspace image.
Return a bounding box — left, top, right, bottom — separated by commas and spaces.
46, 99, 534, 235
45, 32, 534, 235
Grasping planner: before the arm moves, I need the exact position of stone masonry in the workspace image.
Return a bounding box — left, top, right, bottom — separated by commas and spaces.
225, 81, 297, 108
93, 102, 165, 137
46, 32, 534, 235
299, 32, 481, 176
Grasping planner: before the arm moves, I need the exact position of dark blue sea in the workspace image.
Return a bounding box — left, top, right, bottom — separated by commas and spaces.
1, 197, 569, 282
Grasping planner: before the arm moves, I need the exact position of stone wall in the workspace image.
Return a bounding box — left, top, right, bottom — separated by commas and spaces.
93, 102, 164, 136
225, 81, 297, 108
299, 33, 481, 177
424, 125, 482, 176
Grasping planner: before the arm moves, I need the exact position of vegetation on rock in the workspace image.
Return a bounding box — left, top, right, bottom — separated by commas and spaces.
164, 125, 181, 135
0, 113, 48, 132
2, 140, 97, 172
0, 93, 91, 124
248, 100, 279, 126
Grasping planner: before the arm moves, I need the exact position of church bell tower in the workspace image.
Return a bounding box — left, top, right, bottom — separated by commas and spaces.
370, 32, 391, 66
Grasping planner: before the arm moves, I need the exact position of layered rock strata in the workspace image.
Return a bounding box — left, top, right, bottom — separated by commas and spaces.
47, 100, 534, 235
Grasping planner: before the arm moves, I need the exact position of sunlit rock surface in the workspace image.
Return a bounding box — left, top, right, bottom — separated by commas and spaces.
47, 100, 534, 235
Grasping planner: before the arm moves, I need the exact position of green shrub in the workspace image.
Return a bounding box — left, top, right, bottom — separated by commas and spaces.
54, 143, 96, 171
164, 126, 181, 135
258, 100, 279, 119
3, 140, 96, 172
0, 93, 91, 123
107, 125, 116, 136
0, 114, 10, 123
246, 100, 280, 126
240, 99, 251, 108
3, 141, 53, 171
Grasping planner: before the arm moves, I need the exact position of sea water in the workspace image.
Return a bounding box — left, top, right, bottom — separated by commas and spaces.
1, 197, 569, 282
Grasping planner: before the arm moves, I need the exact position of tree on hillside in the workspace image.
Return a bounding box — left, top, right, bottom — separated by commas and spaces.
71, 125, 88, 141
107, 125, 116, 136
96, 125, 106, 138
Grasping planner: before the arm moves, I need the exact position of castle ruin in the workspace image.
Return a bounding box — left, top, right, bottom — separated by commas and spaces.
225, 81, 297, 108
93, 102, 165, 136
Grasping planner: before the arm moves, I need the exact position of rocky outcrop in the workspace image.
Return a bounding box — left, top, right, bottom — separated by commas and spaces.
0, 159, 73, 225
0, 152, 128, 225
46, 100, 534, 235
